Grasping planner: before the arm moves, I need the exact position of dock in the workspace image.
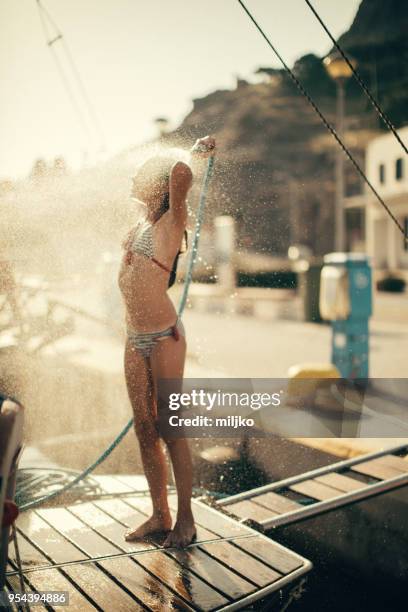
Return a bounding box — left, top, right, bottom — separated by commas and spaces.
6, 475, 311, 611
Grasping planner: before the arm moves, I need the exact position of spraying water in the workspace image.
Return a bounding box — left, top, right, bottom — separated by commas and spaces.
0, 142, 216, 476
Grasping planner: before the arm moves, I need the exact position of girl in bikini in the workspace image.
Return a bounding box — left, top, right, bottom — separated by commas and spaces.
118, 136, 216, 548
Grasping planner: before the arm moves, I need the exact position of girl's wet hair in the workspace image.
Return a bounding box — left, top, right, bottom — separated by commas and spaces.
136, 156, 174, 189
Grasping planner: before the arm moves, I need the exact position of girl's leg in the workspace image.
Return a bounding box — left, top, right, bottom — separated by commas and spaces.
150, 334, 196, 548
123, 341, 171, 540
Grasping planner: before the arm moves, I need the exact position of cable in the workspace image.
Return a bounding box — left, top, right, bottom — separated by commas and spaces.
61, 39, 106, 151
36, 1, 92, 145
38, 0, 105, 150
304, 0, 407, 156
236, 0, 408, 243
35, 0, 105, 151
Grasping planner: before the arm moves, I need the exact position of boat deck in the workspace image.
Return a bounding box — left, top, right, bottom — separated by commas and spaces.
6, 474, 311, 611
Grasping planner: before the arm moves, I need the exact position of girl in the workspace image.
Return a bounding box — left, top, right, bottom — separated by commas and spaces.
118, 136, 215, 547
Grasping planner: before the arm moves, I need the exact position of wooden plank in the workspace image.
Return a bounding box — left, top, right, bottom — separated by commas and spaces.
6, 568, 97, 611
101, 556, 195, 611
166, 546, 256, 600
133, 550, 229, 611
252, 492, 301, 514
351, 457, 404, 480
223, 499, 274, 522
100, 556, 195, 611
377, 454, 408, 473
91, 475, 134, 495
93, 496, 155, 527
16, 511, 86, 564
290, 480, 343, 501
121, 493, 156, 515
184, 501, 304, 578
69, 500, 228, 610
63, 562, 146, 612
36, 507, 120, 558
168, 497, 282, 587
235, 537, 304, 575
111, 473, 149, 491
316, 472, 364, 493
8, 527, 54, 571
189, 502, 251, 538
68, 501, 156, 553
105, 492, 154, 519
198, 536, 282, 588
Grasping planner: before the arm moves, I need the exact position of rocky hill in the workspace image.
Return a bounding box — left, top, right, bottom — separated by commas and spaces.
165, 0, 408, 256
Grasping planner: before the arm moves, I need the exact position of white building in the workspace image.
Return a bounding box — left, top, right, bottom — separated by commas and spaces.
345, 126, 408, 279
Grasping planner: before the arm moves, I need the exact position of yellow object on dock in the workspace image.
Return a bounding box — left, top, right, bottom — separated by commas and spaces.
287, 363, 340, 401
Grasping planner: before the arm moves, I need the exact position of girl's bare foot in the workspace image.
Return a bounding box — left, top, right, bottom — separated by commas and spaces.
124, 512, 172, 542
163, 513, 196, 548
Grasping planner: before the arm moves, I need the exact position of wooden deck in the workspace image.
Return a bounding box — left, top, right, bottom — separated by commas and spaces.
6, 475, 311, 611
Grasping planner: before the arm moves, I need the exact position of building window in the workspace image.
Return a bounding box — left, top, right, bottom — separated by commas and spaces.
379, 163, 385, 184
396, 158, 404, 180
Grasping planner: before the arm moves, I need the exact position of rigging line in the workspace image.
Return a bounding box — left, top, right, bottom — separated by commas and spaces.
39, 0, 105, 149
304, 0, 408, 156
236, 0, 408, 243
36, 0, 105, 150
36, 0, 60, 35
37, 0, 105, 149
35, 0, 93, 144
60, 39, 106, 151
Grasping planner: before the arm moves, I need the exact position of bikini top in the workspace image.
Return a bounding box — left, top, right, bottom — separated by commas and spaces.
124, 218, 172, 274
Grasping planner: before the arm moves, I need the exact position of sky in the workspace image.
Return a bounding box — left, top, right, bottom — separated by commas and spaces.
0, 0, 361, 180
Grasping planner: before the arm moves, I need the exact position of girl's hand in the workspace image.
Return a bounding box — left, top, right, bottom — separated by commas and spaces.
190, 135, 216, 158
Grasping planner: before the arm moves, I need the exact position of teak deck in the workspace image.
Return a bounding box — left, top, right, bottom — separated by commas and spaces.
6, 474, 311, 611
